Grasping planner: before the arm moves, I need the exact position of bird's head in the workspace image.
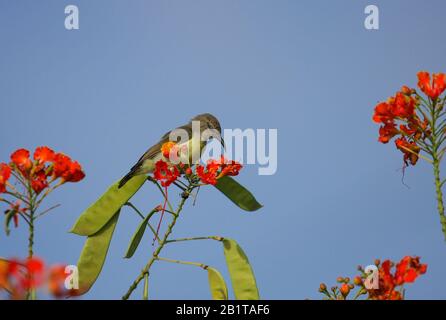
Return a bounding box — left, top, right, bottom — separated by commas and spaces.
192, 113, 225, 149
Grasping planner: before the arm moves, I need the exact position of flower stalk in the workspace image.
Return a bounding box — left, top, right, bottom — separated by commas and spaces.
373, 71, 446, 241
122, 187, 192, 300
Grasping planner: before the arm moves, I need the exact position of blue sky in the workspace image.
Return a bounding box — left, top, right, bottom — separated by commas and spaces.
1, 0, 446, 299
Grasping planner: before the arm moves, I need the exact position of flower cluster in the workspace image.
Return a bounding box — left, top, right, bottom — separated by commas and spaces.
153, 142, 242, 188
366, 256, 427, 300
195, 156, 242, 185
4, 147, 85, 195
318, 256, 427, 300
373, 71, 446, 166
1, 146, 85, 234
0, 257, 74, 299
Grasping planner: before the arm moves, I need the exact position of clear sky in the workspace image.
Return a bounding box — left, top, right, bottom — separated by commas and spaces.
1, 0, 446, 299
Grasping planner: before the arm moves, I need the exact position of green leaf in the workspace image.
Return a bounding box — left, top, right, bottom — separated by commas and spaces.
207, 267, 228, 300
70, 175, 147, 236
222, 238, 259, 300
214, 176, 262, 212
75, 211, 120, 295
4, 209, 17, 236
124, 211, 154, 259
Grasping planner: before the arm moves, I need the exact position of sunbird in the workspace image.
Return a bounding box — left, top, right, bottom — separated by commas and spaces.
118, 113, 224, 189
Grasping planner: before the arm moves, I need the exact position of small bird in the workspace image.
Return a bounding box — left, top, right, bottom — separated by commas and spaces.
118, 113, 224, 189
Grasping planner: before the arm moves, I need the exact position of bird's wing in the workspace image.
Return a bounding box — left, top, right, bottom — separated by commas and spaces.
130, 124, 193, 171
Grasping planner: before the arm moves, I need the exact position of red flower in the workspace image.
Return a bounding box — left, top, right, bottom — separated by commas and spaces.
390, 92, 416, 119
395, 256, 427, 285
153, 160, 180, 187
31, 170, 49, 194
53, 153, 72, 178
11, 149, 32, 176
52, 153, 85, 183
0, 163, 11, 193
62, 161, 85, 183
417, 71, 446, 100
47, 265, 74, 298
395, 137, 420, 166
196, 164, 218, 185
378, 123, 399, 143
8, 258, 45, 292
219, 158, 242, 177
196, 157, 243, 185
34, 146, 55, 163
373, 102, 394, 124
366, 257, 427, 300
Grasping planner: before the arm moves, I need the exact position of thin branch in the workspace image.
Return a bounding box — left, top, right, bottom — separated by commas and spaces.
192, 186, 200, 206
147, 177, 174, 212
124, 203, 161, 242
155, 256, 208, 269
18, 212, 32, 226
35, 204, 61, 219
10, 170, 28, 190
124, 202, 145, 220
175, 179, 189, 188
165, 236, 223, 244
0, 198, 13, 205
173, 181, 186, 191
4, 191, 30, 206
34, 182, 63, 210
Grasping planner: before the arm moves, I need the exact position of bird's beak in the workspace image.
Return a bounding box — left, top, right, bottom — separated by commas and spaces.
216, 134, 226, 150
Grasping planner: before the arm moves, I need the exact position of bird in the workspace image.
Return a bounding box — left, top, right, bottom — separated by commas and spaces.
118, 113, 224, 189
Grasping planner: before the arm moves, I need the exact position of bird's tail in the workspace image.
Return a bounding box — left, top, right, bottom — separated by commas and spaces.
118, 171, 136, 189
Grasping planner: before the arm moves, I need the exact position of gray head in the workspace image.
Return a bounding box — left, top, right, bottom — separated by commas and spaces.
191, 113, 224, 148
191, 113, 221, 133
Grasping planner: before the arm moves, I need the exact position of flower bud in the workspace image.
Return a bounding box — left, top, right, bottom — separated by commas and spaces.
353, 276, 363, 286
340, 283, 350, 297
401, 85, 415, 95
319, 283, 327, 292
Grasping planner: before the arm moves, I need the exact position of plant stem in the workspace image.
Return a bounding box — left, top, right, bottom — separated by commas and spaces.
155, 256, 208, 269
122, 187, 192, 300
143, 273, 149, 300
28, 217, 34, 258
165, 236, 224, 244
430, 98, 446, 240
433, 157, 446, 239
35, 204, 61, 219
26, 178, 37, 300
